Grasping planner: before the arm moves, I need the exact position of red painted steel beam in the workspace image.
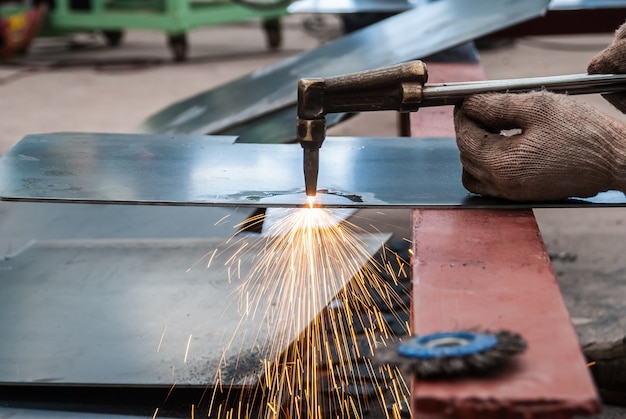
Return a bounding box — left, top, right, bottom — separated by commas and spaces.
408, 62, 601, 418
410, 209, 601, 418
485, 8, 626, 38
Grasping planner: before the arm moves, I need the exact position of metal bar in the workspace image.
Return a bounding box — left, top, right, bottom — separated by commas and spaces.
420, 73, 626, 107
411, 209, 601, 417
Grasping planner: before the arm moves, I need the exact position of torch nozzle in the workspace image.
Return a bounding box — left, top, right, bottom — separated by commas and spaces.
303, 146, 319, 197
297, 116, 326, 198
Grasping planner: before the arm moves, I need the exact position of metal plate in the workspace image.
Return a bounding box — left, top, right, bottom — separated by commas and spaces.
0, 234, 388, 386
138, 0, 550, 141
289, 0, 626, 13
549, 0, 626, 10
288, 0, 417, 13
1, 132, 626, 208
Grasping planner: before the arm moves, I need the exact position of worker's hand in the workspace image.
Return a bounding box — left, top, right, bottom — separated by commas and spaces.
588, 22, 626, 113
454, 91, 626, 201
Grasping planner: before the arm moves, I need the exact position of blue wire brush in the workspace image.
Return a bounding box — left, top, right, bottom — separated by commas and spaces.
377, 330, 527, 379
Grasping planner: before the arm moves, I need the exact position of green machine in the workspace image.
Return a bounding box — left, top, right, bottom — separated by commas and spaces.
39, 0, 291, 61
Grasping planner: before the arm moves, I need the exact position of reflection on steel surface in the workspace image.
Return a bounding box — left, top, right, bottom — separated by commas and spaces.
1, 132, 625, 208
138, 0, 550, 142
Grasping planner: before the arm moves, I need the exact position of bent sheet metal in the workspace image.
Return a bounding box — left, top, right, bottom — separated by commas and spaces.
1, 132, 625, 208
138, 0, 550, 142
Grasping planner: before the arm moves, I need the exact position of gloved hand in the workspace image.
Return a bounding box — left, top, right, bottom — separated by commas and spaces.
454, 91, 626, 201
588, 22, 626, 113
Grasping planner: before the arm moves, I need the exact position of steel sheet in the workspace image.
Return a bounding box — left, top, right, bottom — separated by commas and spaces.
0, 235, 389, 386
1, 132, 625, 208
288, 0, 626, 13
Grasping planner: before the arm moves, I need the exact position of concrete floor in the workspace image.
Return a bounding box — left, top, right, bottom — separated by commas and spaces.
1, 13, 625, 418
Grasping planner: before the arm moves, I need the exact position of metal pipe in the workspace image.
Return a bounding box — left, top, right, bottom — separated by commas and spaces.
419, 73, 626, 107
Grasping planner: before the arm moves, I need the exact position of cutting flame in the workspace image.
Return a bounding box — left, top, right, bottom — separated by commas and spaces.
206, 206, 410, 418
307, 195, 316, 209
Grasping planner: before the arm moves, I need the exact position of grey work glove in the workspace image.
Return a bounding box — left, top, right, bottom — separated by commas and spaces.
454, 91, 626, 201
588, 22, 626, 113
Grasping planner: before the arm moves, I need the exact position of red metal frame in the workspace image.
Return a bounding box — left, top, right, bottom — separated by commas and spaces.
408, 61, 601, 418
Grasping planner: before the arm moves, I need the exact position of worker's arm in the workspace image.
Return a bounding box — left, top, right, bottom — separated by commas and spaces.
588, 22, 626, 113
453, 91, 626, 201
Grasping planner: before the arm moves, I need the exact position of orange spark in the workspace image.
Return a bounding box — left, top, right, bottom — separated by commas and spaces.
209, 206, 410, 418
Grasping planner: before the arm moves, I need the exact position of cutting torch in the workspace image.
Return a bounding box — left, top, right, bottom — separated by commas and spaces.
297, 60, 626, 197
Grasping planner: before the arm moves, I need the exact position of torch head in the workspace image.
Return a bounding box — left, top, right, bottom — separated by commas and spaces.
297, 117, 326, 197
296, 61, 428, 197
297, 78, 327, 198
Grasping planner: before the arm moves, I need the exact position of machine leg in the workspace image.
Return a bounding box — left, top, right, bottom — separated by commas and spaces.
262, 18, 281, 50
102, 30, 123, 47
167, 32, 188, 62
